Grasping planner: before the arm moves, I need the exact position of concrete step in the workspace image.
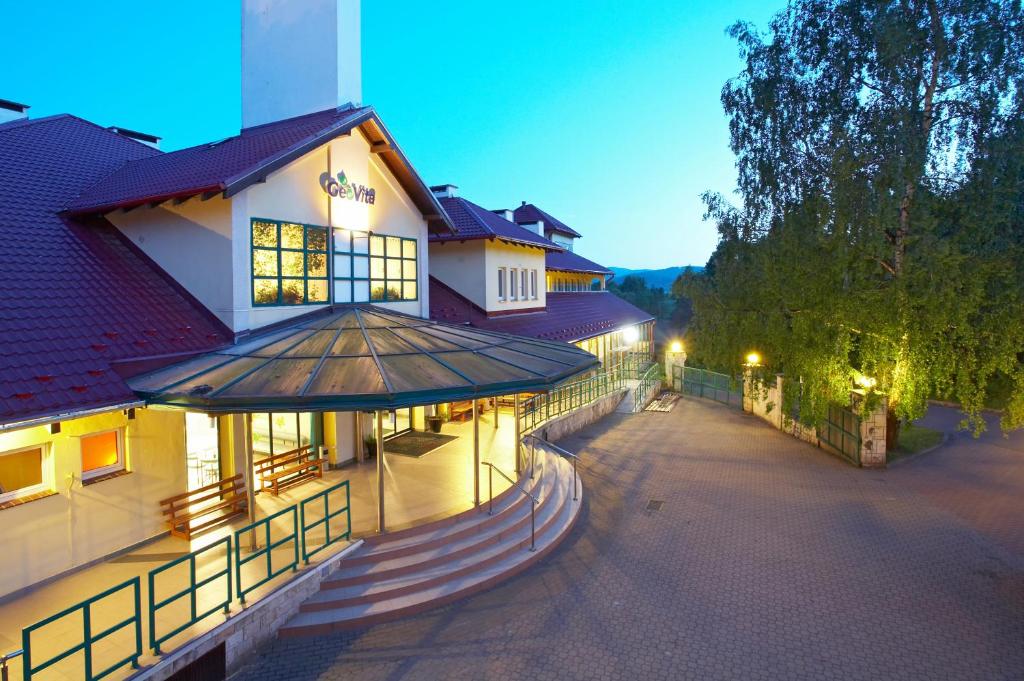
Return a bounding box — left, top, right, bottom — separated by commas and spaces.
300, 470, 571, 610
320, 465, 562, 587
347, 459, 549, 566
279, 452, 582, 635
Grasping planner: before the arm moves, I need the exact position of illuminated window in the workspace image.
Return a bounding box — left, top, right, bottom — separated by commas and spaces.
497, 267, 506, 301
251, 413, 318, 458
367, 234, 418, 302
81, 430, 124, 480
0, 445, 47, 503
251, 219, 330, 306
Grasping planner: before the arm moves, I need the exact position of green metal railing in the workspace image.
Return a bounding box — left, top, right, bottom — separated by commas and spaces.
820, 404, 862, 466
147, 537, 232, 654
300, 480, 352, 564
678, 366, 744, 408
632, 363, 661, 412
519, 365, 626, 433
234, 506, 300, 603
22, 576, 141, 681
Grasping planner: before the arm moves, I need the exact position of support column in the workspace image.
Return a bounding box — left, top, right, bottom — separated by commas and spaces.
473, 399, 480, 506
232, 413, 257, 550
664, 346, 687, 392
493, 397, 498, 429
376, 410, 385, 533
513, 393, 521, 474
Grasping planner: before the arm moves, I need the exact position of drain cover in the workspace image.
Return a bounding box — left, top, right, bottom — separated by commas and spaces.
646, 499, 665, 512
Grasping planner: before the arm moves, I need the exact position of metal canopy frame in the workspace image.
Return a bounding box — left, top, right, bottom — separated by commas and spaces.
129, 305, 599, 412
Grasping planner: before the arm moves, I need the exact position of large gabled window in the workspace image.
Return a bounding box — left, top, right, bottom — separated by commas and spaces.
368, 234, 418, 302
251, 219, 329, 306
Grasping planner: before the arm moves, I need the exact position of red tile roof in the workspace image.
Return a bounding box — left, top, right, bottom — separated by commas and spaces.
430, 197, 562, 251
513, 203, 583, 239
429, 277, 653, 343
0, 114, 229, 426
546, 249, 612, 275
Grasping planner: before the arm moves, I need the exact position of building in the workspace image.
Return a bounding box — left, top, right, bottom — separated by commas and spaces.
428, 189, 655, 366
0, 1, 657, 675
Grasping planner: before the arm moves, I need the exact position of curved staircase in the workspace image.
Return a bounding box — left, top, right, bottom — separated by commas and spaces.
279, 447, 582, 636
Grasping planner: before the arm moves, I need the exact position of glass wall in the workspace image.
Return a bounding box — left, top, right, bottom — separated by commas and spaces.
185, 413, 220, 491
251, 412, 319, 459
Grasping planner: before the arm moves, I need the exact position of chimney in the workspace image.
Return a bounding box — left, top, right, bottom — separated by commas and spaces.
430, 184, 458, 199
108, 126, 161, 149
241, 0, 362, 129
0, 99, 29, 124
491, 208, 514, 221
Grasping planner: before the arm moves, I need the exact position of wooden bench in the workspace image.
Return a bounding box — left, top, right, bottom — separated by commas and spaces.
160, 475, 248, 540
449, 401, 474, 422
254, 445, 325, 496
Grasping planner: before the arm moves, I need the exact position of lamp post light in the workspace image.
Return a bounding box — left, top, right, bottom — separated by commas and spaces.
744, 351, 762, 367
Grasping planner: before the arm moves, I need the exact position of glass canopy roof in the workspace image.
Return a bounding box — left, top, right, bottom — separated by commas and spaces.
129, 306, 600, 412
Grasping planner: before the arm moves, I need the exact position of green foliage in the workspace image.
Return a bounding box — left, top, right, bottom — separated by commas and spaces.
686, 0, 1024, 434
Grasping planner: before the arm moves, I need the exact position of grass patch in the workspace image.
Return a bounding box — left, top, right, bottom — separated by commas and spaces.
891, 424, 944, 461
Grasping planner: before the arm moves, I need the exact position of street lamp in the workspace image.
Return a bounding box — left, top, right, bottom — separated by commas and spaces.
622, 326, 640, 345
744, 351, 761, 366
670, 340, 683, 353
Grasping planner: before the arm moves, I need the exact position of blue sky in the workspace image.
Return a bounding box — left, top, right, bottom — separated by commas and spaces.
2, 1, 781, 269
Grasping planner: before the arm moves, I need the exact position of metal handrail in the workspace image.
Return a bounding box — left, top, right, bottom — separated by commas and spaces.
523, 433, 579, 502
480, 462, 538, 551
1, 650, 22, 681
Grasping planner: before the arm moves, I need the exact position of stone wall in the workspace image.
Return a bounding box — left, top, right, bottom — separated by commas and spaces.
135, 541, 363, 680
530, 389, 627, 444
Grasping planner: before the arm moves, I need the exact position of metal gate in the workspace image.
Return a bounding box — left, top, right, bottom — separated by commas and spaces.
674, 366, 743, 408
820, 404, 862, 466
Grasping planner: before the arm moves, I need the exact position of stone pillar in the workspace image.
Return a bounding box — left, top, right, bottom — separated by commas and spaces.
851, 390, 888, 468
742, 369, 754, 413
775, 374, 785, 430
664, 347, 687, 391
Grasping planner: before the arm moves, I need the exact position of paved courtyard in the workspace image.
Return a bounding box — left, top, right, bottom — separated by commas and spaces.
235, 398, 1024, 681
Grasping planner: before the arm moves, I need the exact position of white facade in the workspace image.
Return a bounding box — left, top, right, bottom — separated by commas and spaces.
113, 129, 431, 334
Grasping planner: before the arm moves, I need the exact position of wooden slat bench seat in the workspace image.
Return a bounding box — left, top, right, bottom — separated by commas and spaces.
160, 474, 248, 540
254, 445, 325, 496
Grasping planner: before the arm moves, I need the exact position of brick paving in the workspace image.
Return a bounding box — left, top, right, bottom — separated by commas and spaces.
234, 398, 1024, 681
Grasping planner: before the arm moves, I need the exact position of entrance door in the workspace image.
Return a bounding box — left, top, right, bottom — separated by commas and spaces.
185, 413, 221, 491
385, 408, 413, 439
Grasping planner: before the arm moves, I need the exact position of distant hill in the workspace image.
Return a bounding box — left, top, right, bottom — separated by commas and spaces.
608, 265, 703, 291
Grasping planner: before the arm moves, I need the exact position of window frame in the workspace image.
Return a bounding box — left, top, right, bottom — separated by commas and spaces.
497, 267, 507, 301
251, 218, 330, 307
509, 268, 518, 301
0, 443, 50, 504
366, 233, 418, 303
80, 428, 126, 482
520, 269, 527, 300
331, 227, 372, 303
530, 270, 538, 299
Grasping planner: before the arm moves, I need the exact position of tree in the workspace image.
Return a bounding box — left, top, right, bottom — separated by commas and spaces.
686, 0, 1024, 441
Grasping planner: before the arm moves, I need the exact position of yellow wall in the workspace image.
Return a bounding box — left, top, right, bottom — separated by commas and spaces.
0, 408, 187, 598
547, 271, 605, 292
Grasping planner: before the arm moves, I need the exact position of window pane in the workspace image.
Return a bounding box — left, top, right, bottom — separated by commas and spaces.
82, 432, 118, 473
333, 254, 351, 277
387, 284, 402, 300
253, 249, 278, 277
251, 413, 272, 458
353, 255, 369, 278
353, 280, 370, 302
307, 279, 328, 303
281, 223, 305, 249
307, 251, 327, 277
252, 221, 277, 248
370, 257, 385, 279
271, 413, 299, 454
370, 281, 386, 300
282, 279, 304, 304
370, 234, 385, 256
385, 236, 401, 257
254, 278, 279, 304
353, 231, 369, 254
298, 413, 315, 448
185, 413, 219, 491
334, 280, 352, 303
0, 448, 42, 494
306, 226, 327, 252
402, 281, 417, 300
281, 251, 304, 277
333, 228, 351, 253
402, 239, 416, 259
402, 259, 416, 280
386, 258, 401, 280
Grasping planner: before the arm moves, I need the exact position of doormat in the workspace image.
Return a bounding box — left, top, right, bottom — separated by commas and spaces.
385, 431, 458, 458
